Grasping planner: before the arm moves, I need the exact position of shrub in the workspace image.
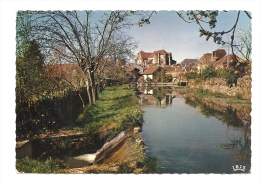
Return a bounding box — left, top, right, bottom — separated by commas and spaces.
118, 163, 134, 173
217, 69, 238, 86
137, 156, 162, 173
235, 93, 243, 100
165, 74, 173, 82
16, 157, 66, 173
196, 88, 204, 93
201, 67, 217, 80
185, 72, 199, 79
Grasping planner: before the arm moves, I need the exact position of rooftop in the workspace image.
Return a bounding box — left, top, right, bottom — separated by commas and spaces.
142, 65, 161, 75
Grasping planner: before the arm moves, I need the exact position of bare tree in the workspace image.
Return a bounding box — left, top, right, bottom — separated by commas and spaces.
233, 26, 252, 61
138, 10, 252, 64
95, 33, 137, 87
176, 11, 251, 63
27, 10, 137, 105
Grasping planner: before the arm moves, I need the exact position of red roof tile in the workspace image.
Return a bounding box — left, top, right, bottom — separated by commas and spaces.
139, 51, 153, 60
180, 59, 197, 66
213, 54, 245, 66
153, 49, 168, 54
197, 53, 213, 64
163, 67, 176, 72
142, 65, 161, 75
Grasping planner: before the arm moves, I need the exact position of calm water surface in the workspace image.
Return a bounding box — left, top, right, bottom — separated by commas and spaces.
140, 94, 251, 174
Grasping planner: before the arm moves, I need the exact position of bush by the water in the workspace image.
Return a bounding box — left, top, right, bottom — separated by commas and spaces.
16, 157, 67, 173
216, 69, 238, 85
189, 66, 238, 86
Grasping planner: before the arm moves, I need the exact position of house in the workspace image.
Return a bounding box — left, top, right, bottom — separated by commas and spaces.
212, 49, 227, 61
197, 49, 227, 73
180, 59, 198, 72
163, 65, 184, 79
180, 59, 198, 67
213, 54, 246, 72
141, 65, 162, 81
197, 53, 214, 73
135, 49, 176, 67
190, 64, 199, 72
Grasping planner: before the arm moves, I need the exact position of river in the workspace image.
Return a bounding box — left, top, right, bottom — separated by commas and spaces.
138, 87, 251, 174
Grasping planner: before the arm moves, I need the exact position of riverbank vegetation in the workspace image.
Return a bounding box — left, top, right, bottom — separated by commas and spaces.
16, 83, 145, 141
185, 67, 241, 86
84, 156, 162, 174
16, 155, 162, 174
16, 157, 67, 173
73, 84, 144, 141
194, 88, 250, 106
16, 84, 164, 174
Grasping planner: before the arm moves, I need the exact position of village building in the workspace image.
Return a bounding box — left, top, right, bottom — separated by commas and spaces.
133, 50, 199, 85
132, 48, 249, 85
179, 58, 198, 72
141, 65, 162, 81
135, 49, 176, 67
195, 49, 249, 75
197, 49, 227, 73
163, 65, 183, 79
213, 54, 245, 70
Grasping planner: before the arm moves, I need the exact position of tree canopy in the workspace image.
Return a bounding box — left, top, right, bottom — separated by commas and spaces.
16, 40, 46, 102
16, 10, 139, 105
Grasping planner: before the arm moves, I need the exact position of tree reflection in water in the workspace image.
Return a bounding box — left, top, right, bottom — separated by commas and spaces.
185, 96, 251, 169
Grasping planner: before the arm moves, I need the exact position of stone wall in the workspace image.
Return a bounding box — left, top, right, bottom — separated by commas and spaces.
185, 94, 251, 122
188, 75, 251, 100
16, 133, 105, 160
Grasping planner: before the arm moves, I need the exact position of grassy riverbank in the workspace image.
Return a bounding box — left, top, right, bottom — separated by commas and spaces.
176, 86, 251, 107
17, 84, 162, 173
74, 84, 144, 140
176, 87, 251, 122
193, 88, 251, 106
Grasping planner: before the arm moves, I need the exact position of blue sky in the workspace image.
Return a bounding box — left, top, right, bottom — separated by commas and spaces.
125, 10, 251, 63
83, 10, 252, 63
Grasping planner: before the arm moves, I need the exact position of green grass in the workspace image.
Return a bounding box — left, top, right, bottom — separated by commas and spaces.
136, 156, 162, 173
75, 84, 144, 139
194, 88, 251, 106
194, 89, 212, 98
230, 99, 251, 106
16, 157, 67, 173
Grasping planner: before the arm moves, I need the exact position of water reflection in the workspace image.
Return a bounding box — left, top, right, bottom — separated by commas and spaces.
139, 87, 251, 173
138, 86, 174, 108
185, 96, 247, 127
185, 95, 251, 164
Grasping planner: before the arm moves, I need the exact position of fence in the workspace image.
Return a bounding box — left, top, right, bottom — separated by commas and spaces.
16, 88, 89, 140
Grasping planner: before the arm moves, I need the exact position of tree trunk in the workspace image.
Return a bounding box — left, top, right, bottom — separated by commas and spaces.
91, 86, 96, 103
87, 69, 96, 104
95, 83, 99, 100
86, 82, 92, 106
78, 92, 86, 113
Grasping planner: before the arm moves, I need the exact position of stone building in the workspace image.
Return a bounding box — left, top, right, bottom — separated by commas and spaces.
197, 49, 227, 73
135, 49, 176, 67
